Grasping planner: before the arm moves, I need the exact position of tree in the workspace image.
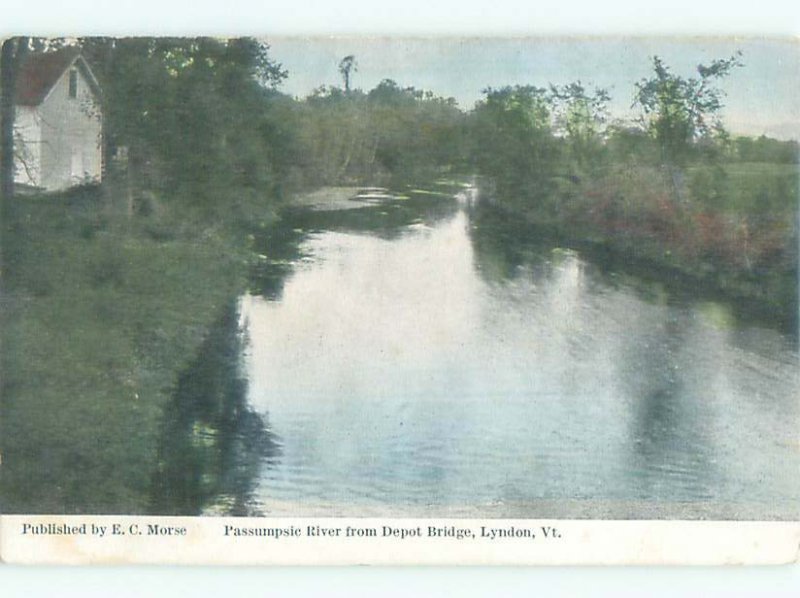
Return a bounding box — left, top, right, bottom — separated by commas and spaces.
633, 53, 743, 168
338, 55, 357, 93
366, 79, 464, 178
73, 37, 289, 210
470, 85, 559, 204
549, 82, 610, 173
1, 37, 28, 200
290, 78, 465, 186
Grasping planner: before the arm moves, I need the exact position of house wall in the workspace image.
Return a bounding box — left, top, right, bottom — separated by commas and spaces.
38, 63, 103, 191
13, 106, 42, 187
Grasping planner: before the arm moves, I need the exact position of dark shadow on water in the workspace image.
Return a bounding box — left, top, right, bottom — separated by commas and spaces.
468, 202, 798, 340
619, 311, 721, 501
149, 302, 279, 516
248, 222, 308, 301
247, 187, 461, 300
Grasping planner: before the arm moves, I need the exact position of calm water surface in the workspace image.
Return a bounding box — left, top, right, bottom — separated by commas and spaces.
238, 189, 799, 517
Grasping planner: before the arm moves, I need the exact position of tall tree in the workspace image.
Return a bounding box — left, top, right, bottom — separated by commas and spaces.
633, 53, 742, 203
338, 55, 357, 93
1, 37, 28, 200
633, 53, 743, 168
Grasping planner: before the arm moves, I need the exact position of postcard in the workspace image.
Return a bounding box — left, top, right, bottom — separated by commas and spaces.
0, 35, 798, 565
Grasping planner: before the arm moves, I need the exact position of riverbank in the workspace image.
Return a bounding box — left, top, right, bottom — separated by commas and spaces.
2, 177, 794, 514
0, 186, 259, 513
477, 164, 799, 331
0, 180, 458, 514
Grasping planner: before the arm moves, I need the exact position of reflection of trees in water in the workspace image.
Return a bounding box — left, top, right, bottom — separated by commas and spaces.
469, 202, 797, 339
248, 194, 460, 300
248, 220, 307, 301
150, 302, 279, 516
468, 204, 725, 500
619, 308, 720, 500
468, 204, 541, 283
250, 261, 295, 301
468, 204, 579, 289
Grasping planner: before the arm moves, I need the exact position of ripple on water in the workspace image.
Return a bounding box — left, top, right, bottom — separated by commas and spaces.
243, 208, 800, 517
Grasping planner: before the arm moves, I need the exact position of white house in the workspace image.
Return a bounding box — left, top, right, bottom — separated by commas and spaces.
14, 48, 103, 191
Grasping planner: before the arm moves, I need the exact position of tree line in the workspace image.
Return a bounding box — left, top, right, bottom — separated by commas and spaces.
1, 38, 797, 226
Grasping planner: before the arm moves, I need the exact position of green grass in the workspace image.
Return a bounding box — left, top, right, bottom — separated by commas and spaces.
726, 162, 798, 213
1, 189, 252, 513
688, 161, 799, 215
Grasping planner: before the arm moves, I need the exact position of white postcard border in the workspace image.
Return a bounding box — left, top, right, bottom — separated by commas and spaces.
1, 516, 797, 566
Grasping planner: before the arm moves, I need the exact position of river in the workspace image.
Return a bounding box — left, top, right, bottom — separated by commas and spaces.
233, 183, 799, 519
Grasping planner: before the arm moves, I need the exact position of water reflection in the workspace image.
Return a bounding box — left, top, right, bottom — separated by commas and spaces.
619, 308, 720, 500
237, 193, 799, 518
249, 224, 307, 301
150, 302, 279, 516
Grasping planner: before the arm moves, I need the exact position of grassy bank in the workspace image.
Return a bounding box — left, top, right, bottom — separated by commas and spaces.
0, 186, 266, 513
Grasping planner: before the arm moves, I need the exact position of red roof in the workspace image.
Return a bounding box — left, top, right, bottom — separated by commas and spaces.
14, 47, 83, 106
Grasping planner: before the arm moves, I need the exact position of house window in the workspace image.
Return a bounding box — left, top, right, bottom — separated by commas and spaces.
69, 69, 78, 98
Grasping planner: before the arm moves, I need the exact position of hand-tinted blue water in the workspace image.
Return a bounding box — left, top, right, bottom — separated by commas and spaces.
240, 208, 799, 517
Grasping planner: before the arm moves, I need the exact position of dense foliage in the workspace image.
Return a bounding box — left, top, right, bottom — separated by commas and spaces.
463, 54, 797, 294
289, 80, 465, 186
2, 39, 796, 322
76, 38, 289, 209
70, 38, 466, 220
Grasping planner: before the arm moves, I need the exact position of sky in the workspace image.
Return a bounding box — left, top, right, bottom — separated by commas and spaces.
265, 37, 800, 140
